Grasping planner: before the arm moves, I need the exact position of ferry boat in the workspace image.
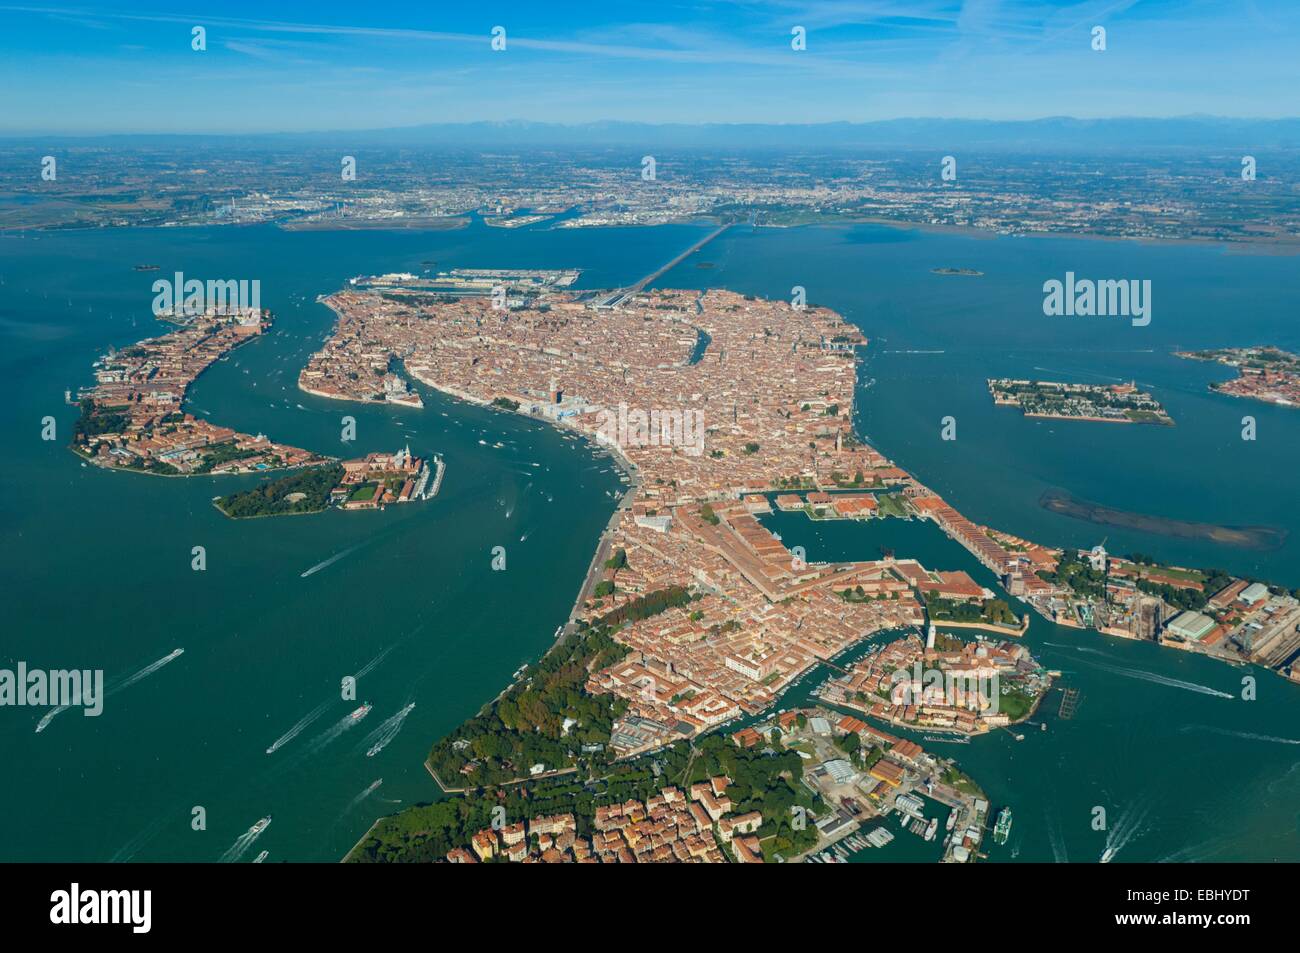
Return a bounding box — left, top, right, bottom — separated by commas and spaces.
1100, 846, 1116, 864
248, 816, 272, 836
993, 807, 1012, 845
349, 703, 372, 722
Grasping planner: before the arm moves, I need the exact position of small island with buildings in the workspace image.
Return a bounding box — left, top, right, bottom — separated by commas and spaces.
1176, 345, 1300, 407
215, 445, 444, 518
815, 626, 1053, 735
71, 307, 329, 475
988, 378, 1173, 424
69, 302, 446, 521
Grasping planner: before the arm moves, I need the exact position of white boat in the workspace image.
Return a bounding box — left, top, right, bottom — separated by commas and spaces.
349, 703, 372, 722
249, 816, 272, 836
35, 706, 68, 733
252, 850, 268, 863
1100, 846, 1115, 864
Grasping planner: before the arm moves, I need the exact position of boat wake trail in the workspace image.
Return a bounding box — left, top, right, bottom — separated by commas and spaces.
219, 816, 271, 863
107, 648, 185, 697
1043, 642, 1114, 659
110, 814, 171, 863
1077, 656, 1233, 699
266, 700, 333, 755
1072, 646, 1112, 658
356, 644, 396, 679
1045, 810, 1068, 863
1157, 836, 1230, 863
345, 778, 384, 814
1181, 724, 1300, 745
300, 545, 361, 579
360, 702, 416, 757
1032, 366, 1127, 383
265, 647, 398, 759
329, 779, 388, 832
35, 705, 70, 733
1102, 798, 1154, 862
36, 648, 185, 733
306, 703, 372, 755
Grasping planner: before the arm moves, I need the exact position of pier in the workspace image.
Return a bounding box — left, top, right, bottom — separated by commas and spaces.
559, 448, 642, 640
1058, 687, 1080, 719
422, 453, 446, 500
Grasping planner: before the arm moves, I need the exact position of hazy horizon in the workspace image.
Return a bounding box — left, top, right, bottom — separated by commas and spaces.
5, 115, 1300, 151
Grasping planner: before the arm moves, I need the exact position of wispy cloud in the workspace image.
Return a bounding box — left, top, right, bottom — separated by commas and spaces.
0, 0, 1295, 133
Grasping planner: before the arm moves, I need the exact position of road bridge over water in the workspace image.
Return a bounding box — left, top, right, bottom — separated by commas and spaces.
593, 222, 731, 308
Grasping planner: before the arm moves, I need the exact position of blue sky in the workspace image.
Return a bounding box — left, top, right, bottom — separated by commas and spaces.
1, 1, 1297, 134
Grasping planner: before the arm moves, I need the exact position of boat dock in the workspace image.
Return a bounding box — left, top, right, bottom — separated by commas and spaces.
1058, 687, 1080, 719
421, 453, 446, 500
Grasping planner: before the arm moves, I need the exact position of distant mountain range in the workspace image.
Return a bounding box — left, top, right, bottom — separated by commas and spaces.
9, 117, 1300, 151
